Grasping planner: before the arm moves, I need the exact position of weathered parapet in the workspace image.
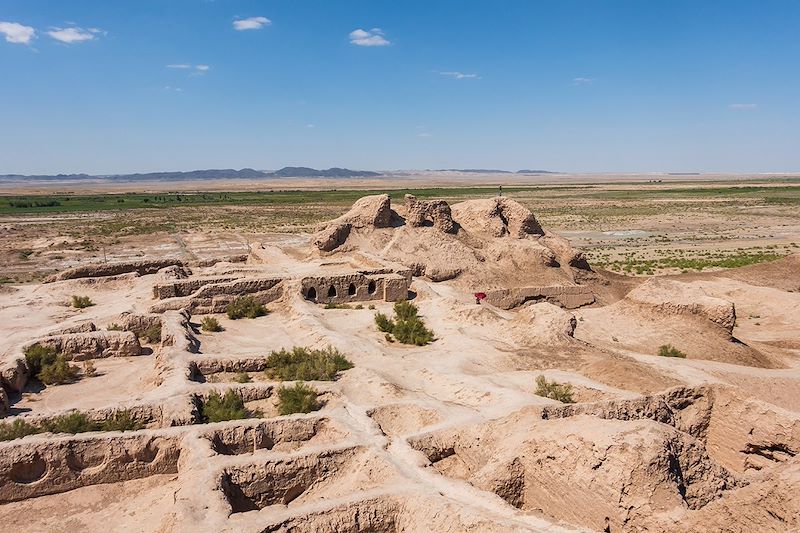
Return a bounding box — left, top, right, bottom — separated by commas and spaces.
0, 430, 183, 502
44, 259, 184, 283
300, 272, 408, 304
150, 278, 284, 315
201, 417, 328, 455
30, 330, 143, 361
153, 276, 240, 300
113, 311, 162, 337
404, 194, 457, 233
483, 285, 595, 310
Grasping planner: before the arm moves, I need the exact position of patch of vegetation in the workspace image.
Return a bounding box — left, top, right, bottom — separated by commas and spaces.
233, 371, 252, 383
107, 323, 123, 331
201, 316, 223, 332
23, 343, 58, 376
534, 375, 575, 403
140, 324, 162, 344
324, 302, 352, 309
226, 295, 267, 320
375, 301, 435, 345
201, 390, 248, 423
0, 409, 145, 441
71, 295, 94, 308
277, 382, 320, 415
658, 344, 687, 358
38, 355, 80, 385
264, 346, 353, 381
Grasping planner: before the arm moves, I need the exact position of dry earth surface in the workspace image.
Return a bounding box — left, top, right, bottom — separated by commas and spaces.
1, 174, 799, 532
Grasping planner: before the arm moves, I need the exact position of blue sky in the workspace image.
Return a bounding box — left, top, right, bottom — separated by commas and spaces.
1, 0, 799, 174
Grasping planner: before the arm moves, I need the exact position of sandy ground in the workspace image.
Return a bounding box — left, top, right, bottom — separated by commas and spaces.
1, 190, 799, 532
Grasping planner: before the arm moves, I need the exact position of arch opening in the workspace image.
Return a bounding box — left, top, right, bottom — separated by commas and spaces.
306, 287, 317, 301
348, 283, 357, 296
327, 285, 337, 298
368, 280, 377, 295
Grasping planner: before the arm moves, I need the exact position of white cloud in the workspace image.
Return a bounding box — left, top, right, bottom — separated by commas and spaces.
439, 71, 479, 80
233, 16, 271, 31
47, 26, 100, 44
349, 28, 390, 47
729, 103, 758, 110
0, 21, 36, 44
418, 132, 432, 138
166, 64, 210, 74
306, 124, 316, 129
572, 77, 595, 85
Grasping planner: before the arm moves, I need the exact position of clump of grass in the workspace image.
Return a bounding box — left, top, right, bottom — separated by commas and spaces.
226, 295, 267, 320
658, 344, 687, 358
38, 355, 80, 385
277, 382, 320, 415
233, 371, 252, 383
264, 346, 353, 381
201, 390, 248, 423
100, 410, 145, 432
24, 344, 79, 385
324, 302, 352, 309
201, 316, 223, 332
71, 295, 94, 309
107, 323, 123, 331
375, 301, 435, 346
535, 375, 575, 403
140, 324, 161, 344
0, 410, 144, 441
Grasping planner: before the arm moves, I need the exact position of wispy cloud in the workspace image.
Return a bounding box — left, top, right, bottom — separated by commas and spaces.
572, 77, 595, 85
306, 124, 316, 129
729, 103, 758, 110
233, 16, 271, 31
166, 64, 210, 74
418, 132, 432, 138
0, 21, 36, 45
349, 28, 390, 47
438, 71, 479, 80
47, 26, 102, 44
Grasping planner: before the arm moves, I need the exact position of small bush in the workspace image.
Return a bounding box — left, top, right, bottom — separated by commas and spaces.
233, 371, 252, 383
374, 313, 394, 333
24, 343, 58, 376
658, 344, 687, 358
201, 316, 223, 332
368, 304, 376, 310
534, 376, 575, 403
354, 304, 364, 310
71, 295, 94, 309
201, 390, 248, 423
0, 419, 40, 441
264, 346, 353, 381
100, 410, 145, 432
324, 302, 352, 309
141, 324, 161, 344
40, 412, 98, 435
107, 323, 123, 331
38, 356, 80, 385
376, 301, 435, 346
226, 295, 267, 320
277, 382, 320, 415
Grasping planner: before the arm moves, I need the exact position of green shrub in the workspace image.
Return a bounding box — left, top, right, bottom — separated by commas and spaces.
374, 312, 394, 333
39, 412, 98, 435
38, 356, 80, 385
277, 382, 320, 415
100, 410, 145, 432
71, 295, 94, 309
264, 346, 353, 381
0, 419, 41, 441
226, 295, 267, 320
233, 371, 252, 383
24, 343, 58, 376
324, 302, 352, 309
141, 324, 161, 344
201, 390, 248, 423
534, 376, 575, 403
375, 301, 435, 346
658, 344, 687, 358
201, 316, 223, 332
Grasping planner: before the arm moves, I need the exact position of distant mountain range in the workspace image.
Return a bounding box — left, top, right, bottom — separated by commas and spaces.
0, 167, 382, 181
438, 169, 560, 174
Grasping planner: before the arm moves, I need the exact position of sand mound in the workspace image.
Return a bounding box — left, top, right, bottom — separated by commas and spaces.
311, 195, 593, 291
